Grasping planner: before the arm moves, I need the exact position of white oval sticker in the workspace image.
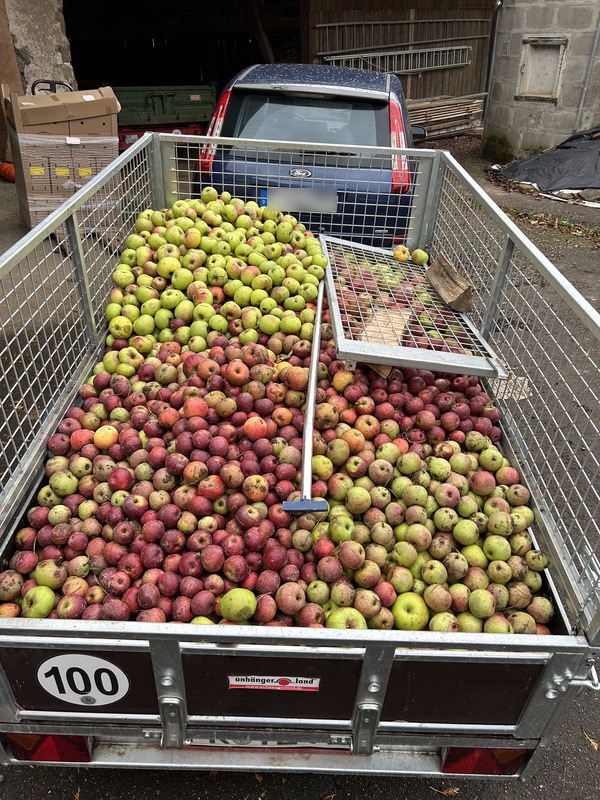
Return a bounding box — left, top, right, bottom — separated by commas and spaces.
37, 654, 130, 707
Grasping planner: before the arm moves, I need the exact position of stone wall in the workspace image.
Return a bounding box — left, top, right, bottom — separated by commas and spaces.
3, 0, 75, 93
484, 0, 600, 160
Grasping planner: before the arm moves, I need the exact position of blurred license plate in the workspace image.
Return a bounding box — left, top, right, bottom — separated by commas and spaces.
259, 188, 338, 213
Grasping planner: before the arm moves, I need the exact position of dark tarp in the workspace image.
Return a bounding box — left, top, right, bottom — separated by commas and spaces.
498, 127, 600, 192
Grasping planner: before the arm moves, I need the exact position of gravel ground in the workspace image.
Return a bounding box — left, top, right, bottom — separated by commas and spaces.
0, 140, 598, 797
421, 135, 600, 310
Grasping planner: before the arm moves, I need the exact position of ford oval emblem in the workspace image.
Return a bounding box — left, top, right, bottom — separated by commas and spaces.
290, 168, 312, 178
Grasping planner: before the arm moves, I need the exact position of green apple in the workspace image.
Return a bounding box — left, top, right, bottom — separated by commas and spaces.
177, 217, 195, 233
224, 279, 243, 299
220, 301, 242, 321
241, 307, 261, 329
260, 297, 278, 314
21, 585, 56, 618
276, 222, 293, 243
200, 236, 214, 254
105, 302, 122, 321
193, 303, 215, 322
174, 300, 194, 323
233, 286, 253, 307
120, 304, 140, 323
219, 588, 257, 622
326, 607, 368, 629
239, 328, 259, 344
311, 253, 327, 268
108, 316, 133, 339
252, 274, 273, 291
135, 285, 158, 304
280, 315, 302, 335
286, 264, 306, 282
133, 314, 155, 335
483, 534, 512, 562
171, 268, 194, 291
251, 289, 268, 307
329, 515, 355, 544
461, 544, 489, 569
262, 218, 278, 234
411, 248, 429, 265
307, 264, 325, 280
125, 234, 146, 251
160, 288, 185, 309
157, 256, 181, 280
141, 298, 161, 316
165, 226, 185, 247
268, 265, 286, 286
298, 283, 318, 303
391, 592, 429, 630
154, 308, 173, 330
208, 267, 228, 287
112, 268, 134, 289
259, 314, 280, 335
187, 336, 207, 353
147, 232, 167, 251
209, 314, 228, 333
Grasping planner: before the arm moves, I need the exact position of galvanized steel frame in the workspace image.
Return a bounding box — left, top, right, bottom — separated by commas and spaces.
0, 621, 593, 778
0, 132, 598, 775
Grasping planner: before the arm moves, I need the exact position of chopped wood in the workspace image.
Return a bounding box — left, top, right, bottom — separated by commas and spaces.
355, 307, 411, 376
426, 252, 474, 312
357, 307, 412, 346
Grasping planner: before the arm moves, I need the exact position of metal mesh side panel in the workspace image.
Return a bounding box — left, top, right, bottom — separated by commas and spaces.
430, 159, 600, 639
0, 143, 154, 534
78, 146, 154, 329
0, 238, 88, 472
429, 165, 506, 330
160, 137, 425, 251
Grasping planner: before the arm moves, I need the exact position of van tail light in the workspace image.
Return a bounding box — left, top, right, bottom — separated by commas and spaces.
5, 733, 93, 763
390, 99, 410, 194
200, 87, 232, 172
442, 747, 529, 776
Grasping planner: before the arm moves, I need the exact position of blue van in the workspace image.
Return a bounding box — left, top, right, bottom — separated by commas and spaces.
197, 63, 425, 247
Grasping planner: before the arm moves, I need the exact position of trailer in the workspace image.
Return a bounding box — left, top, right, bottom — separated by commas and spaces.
113, 85, 216, 151
0, 133, 598, 778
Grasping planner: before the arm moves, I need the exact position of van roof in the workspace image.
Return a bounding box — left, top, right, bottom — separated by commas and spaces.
230, 63, 396, 96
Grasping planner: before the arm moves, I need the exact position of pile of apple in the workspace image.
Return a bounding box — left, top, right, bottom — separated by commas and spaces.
0, 189, 555, 635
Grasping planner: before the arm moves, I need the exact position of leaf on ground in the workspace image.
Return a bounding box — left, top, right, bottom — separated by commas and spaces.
429, 788, 460, 796
322, 794, 337, 800
255, 773, 264, 783
583, 730, 598, 750
74, 789, 81, 800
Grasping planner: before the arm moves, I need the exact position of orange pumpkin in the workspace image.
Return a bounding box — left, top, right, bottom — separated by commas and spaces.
0, 162, 16, 182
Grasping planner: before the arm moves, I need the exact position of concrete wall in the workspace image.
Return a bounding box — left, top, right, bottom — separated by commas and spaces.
484, 0, 600, 160
0, 0, 23, 160
3, 0, 75, 93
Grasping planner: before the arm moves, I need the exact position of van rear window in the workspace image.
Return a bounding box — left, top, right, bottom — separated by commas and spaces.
222, 91, 390, 147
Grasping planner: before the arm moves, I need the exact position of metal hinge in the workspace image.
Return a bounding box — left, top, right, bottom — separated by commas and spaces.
159, 696, 186, 748
351, 702, 380, 755
545, 665, 600, 698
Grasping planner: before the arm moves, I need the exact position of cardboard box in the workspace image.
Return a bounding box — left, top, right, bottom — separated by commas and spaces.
3, 86, 120, 229
6, 86, 120, 137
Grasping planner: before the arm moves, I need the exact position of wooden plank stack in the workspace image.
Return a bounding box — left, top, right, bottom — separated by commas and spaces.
407, 93, 485, 139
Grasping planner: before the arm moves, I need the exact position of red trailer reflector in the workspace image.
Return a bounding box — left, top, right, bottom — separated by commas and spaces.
442, 747, 529, 776
5, 733, 92, 762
